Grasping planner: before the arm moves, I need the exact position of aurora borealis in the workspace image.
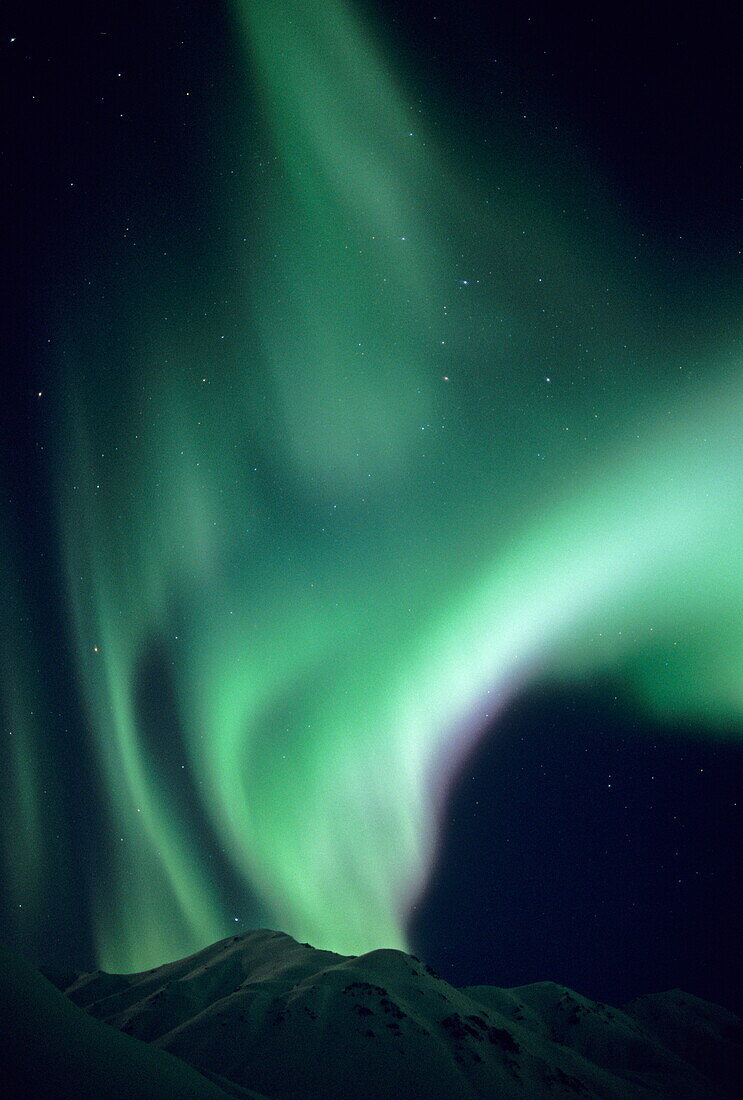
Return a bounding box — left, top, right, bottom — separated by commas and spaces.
2, 0, 741, 1003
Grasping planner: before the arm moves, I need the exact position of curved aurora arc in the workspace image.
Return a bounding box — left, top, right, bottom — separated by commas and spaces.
47, 0, 740, 971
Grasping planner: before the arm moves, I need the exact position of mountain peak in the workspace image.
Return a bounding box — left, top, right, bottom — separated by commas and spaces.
40, 930, 740, 1098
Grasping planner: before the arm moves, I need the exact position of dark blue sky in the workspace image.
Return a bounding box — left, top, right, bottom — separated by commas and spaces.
1, 0, 740, 1010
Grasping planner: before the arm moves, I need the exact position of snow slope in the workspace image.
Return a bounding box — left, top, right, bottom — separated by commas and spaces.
47, 929, 741, 1098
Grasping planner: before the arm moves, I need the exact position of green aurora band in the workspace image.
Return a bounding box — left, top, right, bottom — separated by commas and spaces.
4, 0, 741, 971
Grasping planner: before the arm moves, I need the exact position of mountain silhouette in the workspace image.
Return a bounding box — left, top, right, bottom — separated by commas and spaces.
1, 929, 731, 1097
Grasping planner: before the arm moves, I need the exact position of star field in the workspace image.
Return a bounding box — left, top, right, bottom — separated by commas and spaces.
0, 0, 740, 1008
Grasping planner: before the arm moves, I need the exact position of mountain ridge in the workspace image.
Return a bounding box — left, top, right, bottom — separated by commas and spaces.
33, 928, 740, 1098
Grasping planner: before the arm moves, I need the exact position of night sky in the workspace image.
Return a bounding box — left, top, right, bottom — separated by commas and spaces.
2, 0, 741, 1013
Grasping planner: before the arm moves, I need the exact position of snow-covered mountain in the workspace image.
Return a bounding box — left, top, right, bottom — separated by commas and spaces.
29, 929, 738, 1098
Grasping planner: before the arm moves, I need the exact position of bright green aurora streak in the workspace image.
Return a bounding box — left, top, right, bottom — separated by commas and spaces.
13, 1, 742, 970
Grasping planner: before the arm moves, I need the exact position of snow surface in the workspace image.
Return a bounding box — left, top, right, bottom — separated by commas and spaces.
40, 929, 742, 1098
